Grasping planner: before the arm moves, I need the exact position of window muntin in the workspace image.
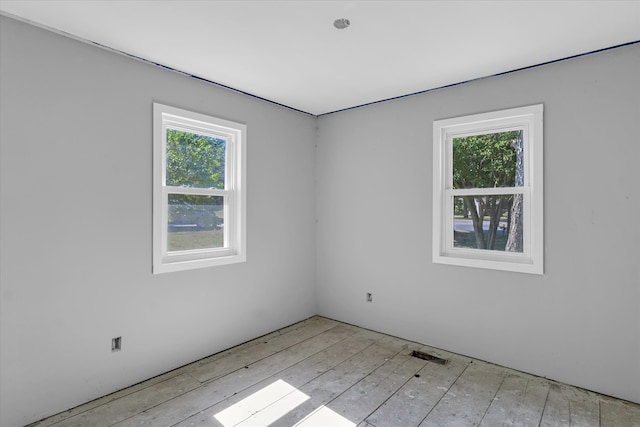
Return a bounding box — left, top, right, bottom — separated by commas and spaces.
153, 103, 246, 273
433, 105, 543, 274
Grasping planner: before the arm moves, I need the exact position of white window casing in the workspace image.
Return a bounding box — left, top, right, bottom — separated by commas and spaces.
153, 103, 246, 273
432, 104, 543, 274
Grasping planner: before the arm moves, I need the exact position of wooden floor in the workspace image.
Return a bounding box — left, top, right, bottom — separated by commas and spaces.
29, 316, 639, 427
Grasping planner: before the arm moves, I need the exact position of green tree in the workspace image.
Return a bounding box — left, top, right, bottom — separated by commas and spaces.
166, 129, 225, 189
452, 131, 521, 250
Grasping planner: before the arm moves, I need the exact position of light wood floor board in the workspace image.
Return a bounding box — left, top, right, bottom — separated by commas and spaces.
419, 360, 507, 427
27, 316, 640, 427
175, 327, 379, 426
479, 373, 550, 427
539, 383, 600, 427
113, 324, 358, 427
361, 353, 470, 426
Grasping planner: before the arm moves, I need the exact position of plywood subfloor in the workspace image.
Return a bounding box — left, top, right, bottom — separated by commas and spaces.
28, 316, 640, 427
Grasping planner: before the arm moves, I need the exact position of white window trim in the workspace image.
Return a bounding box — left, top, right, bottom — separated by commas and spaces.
432, 104, 543, 274
153, 103, 246, 274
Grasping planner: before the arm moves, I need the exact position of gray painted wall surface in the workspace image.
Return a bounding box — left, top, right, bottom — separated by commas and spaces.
317, 44, 640, 405
0, 17, 317, 427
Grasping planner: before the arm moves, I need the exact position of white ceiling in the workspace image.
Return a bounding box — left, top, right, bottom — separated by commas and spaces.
1, 1, 639, 115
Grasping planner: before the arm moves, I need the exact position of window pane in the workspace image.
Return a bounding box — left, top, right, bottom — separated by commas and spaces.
453, 195, 523, 252
166, 129, 226, 189
167, 194, 224, 251
452, 130, 523, 189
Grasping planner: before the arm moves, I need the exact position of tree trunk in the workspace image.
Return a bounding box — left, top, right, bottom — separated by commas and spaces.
487, 196, 508, 250
506, 131, 524, 252
506, 195, 523, 252
464, 196, 486, 249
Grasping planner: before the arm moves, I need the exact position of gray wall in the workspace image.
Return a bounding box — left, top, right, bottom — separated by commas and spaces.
317, 44, 640, 404
0, 17, 317, 427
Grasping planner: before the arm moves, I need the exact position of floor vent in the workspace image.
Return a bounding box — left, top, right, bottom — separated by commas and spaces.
411, 350, 448, 365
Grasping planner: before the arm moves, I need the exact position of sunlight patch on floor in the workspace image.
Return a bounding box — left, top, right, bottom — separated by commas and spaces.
214, 379, 356, 427
214, 379, 309, 426
293, 405, 356, 427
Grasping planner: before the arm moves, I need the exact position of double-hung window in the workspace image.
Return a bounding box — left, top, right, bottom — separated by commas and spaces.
153, 103, 246, 273
432, 104, 543, 274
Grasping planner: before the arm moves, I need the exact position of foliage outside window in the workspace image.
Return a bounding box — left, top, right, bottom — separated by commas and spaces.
153, 103, 246, 273
432, 105, 543, 274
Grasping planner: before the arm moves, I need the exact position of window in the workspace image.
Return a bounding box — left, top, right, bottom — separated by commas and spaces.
153, 103, 246, 273
432, 104, 543, 274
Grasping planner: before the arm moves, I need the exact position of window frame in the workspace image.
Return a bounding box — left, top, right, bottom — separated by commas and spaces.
153, 103, 246, 274
432, 104, 543, 274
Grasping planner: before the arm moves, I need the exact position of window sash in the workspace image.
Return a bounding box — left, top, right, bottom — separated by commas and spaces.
443, 188, 531, 259
446, 127, 530, 190
161, 188, 234, 258
162, 124, 231, 191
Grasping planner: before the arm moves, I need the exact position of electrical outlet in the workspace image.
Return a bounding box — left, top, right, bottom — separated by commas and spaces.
112, 336, 122, 352
366, 293, 373, 302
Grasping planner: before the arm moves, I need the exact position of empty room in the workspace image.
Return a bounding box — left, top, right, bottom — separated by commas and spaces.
1, 1, 639, 426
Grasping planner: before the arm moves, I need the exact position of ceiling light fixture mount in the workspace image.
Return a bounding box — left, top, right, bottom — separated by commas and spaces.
333, 18, 350, 30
